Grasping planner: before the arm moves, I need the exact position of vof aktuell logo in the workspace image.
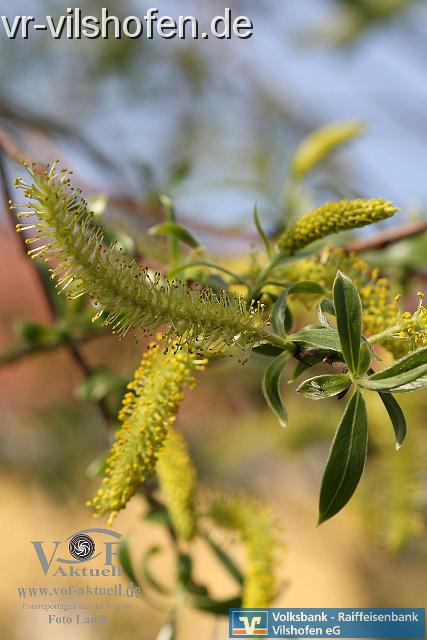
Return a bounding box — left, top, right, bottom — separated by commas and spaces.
31, 528, 123, 577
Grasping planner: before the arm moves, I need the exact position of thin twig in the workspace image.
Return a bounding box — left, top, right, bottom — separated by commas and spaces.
345, 220, 427, 253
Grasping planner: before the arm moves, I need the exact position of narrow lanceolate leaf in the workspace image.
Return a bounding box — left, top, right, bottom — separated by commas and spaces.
272, 281, 327, 337
262, 351, 290, 428
318, 389, 368, 524
362, 346, 427, 393
253, 205, 272, 258
297, 374, 351, 400
333, 271, 362, 374
378, 392, 407, 449
368, 346, 427, 380
387, 375, 427, 393
356, 363, 427, 391
289, 325, 341, 352
119, 538, 140, 587
148, 221, 199, 249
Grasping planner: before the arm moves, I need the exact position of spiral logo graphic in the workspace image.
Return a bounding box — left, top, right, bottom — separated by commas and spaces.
69, 534, 95, 560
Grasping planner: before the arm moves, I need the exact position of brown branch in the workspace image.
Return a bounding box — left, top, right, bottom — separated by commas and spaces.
0, 126, 257, 243
345, 220, 427, 253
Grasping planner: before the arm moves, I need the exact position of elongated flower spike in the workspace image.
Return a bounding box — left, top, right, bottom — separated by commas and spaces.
277, 199, 397, 256
209, 493, 282, 608
157, 429, 197, 542
14, 163, 266, 357
88, 341, 206, 523
291, 120, 364, 179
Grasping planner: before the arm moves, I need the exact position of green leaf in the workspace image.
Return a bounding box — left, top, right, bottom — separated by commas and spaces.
284, 305, 293, 333
261, 351, 291, 427
15, 321, 64, 348
74, 367, 122, 402
356, 363, 427, 391
297, 374, 351, 400
142, 546, 171, 595
271, 289, 289, 337
119, 537, 140, 587
358, 342, 373, 375
318, 389, 368, 524
289, 325, 341, 352
378, 392, 407, 449
190, 594, 242, 615
177, 553, 208, 596
317, 298, 335, 327
387, 375, 427, 393
203, 534, 244, 585
169, 261, 250, 286
86, 452, 108, 479
333, 271, 362, 374
148, 221, 199, 249
359, 347, 427, 392
272, 281, 327, 337
253, 344, 285, 358
253, 205, 272, 258
289, 360, 312, 383
368, 346, 427, 380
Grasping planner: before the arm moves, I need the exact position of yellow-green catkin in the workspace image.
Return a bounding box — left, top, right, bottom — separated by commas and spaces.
362, 395, 426, 552
14, 163, 267, 358
390, 292, 427, 356
291, 121, 364, 179
276, 246, 398, 331
209, 494, 281, 608
274, 247, 427, 357
276, 199, 397, 256
88, 342, 205, 523
157, 429, 197, 542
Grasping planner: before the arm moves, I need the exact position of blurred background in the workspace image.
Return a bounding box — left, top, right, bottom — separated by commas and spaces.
0, 1, 427, 639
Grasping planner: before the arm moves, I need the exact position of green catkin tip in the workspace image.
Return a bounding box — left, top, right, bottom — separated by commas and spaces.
209, 493, 282, 608
277, 198, 397, 256
157, 429, 197, 542
291, 121, 364, 179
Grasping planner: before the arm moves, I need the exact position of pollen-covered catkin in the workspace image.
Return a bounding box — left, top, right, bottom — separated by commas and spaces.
276, 199, 397, 256
88, 342, 205, 523
14, 163, 266, 357
157, 429, 197, 542
275, 247, 426, 357
209, 494, 281, 608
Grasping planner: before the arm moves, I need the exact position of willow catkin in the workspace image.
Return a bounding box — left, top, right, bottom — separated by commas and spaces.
291, 121, 364, 179
14, 163, 266, 357
157, 429, 198, 542
276, 199, 397, 256
88, 342, 205, 523
209, 494, 281, 608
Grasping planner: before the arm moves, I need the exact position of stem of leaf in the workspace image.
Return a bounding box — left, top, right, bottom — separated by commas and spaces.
367, 325, 401, 345
248, 251, 286, 300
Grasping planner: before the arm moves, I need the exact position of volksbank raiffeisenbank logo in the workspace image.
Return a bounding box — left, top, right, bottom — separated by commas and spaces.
31, 528, 123, 577
229, 608, 425, 639
231, 610, 269, 636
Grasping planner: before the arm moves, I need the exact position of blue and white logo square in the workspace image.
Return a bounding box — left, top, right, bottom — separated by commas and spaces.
230, 610, 269, 636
